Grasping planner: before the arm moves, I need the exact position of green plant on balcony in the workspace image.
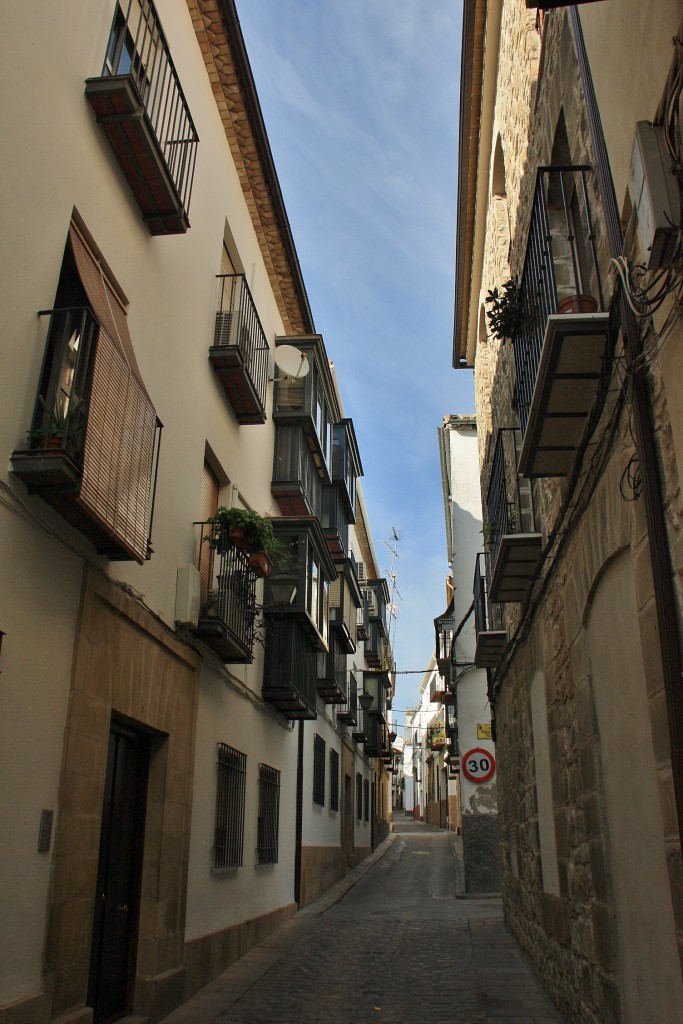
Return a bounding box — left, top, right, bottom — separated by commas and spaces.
30, 397, 85, 456
485, 278, 523, 342
206, 506, 294, 575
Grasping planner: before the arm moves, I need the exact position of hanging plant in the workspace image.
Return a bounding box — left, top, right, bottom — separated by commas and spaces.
485, 278, 524, 342
206, 507, 293, 570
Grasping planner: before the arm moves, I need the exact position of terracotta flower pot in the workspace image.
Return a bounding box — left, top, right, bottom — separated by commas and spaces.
249, 551, 273, 578
557, 294, 598, 315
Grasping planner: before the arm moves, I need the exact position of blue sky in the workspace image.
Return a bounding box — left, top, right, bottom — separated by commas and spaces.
236, 1, 474, 717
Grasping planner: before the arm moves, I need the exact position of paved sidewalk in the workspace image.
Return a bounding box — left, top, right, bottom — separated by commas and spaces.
160, 820, 566, 1024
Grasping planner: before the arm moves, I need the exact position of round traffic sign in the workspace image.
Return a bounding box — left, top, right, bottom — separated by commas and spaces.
461, 747, 496, 783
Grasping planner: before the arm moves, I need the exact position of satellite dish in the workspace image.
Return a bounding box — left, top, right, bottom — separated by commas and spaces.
272, 345, 309, 381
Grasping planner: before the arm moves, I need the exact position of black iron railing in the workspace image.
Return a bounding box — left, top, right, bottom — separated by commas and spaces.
257, 764, 280, 865
473, 553, 490, 637
262, 616, 319, 717
514, 166, 605, 436
213, 743, 247, 869
214, 274, 269, 410
486, 429, 537, 575
321, 484, 350, 554
195, 521, 257, 652
102, 0, 198, 217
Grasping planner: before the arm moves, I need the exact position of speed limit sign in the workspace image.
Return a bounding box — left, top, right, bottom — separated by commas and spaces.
461, 747, 496, 783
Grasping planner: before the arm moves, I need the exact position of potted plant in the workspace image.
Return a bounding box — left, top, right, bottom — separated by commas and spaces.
485, 278, 524, 342
30, 397, 85, 455
206, 507, 291, 578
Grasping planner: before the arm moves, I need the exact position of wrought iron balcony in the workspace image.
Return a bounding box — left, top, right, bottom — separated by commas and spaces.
193, 522, 258, 662
321, 484, 350, 559
364, 620, 383, 668
434, 600, 454, 682
262, 616, 318, 720
317, 634, 347, 704
362, 670, 391, 722
272, 425, 323, 518
273, 336, 338, 481
329, 557, 361, 653
429, 673, 446, 704
365, 579, 389, 637
428, 715, 447, 751
209, 275, 269, 424
473, 553, 508, 668
11, 306, 160, 563
331, 419, 362, 520
338, 676, 359, 727
486, 429, 542, 603
363, 716, 391, 759
513, 166, 611, 477
85, 0, 198, 234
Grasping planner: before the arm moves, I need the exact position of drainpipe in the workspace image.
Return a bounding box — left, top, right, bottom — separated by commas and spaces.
571, 8, 683, 848
294, 720, 304, 905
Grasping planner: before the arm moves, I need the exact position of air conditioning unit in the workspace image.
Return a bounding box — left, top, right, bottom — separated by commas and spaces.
630, 121, 680, 270
175, 565, 200, 627
213, 310, 236, 347
356, 560, 365, 582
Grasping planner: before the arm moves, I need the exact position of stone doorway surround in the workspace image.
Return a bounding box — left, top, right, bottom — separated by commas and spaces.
45, 568, 200, 1024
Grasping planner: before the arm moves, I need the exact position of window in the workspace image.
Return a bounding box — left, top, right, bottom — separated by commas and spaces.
213, 743, 246, 869
257, 764, 281, 865
364, 779, 370, 822
356, 772, 363, 820
313, 734, 326, 805
11, 222, 158, 564
329, 749, 340, 811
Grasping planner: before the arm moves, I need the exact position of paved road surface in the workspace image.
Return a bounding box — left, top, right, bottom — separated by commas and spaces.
161, 818, 565, 1024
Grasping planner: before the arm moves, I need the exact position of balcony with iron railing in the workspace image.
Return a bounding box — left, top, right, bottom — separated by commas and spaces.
262, 615, 318, 720
321, 484, 350, 559
364, 620, 383, 668
85, 0, 198, 234
192, 521, 258, 662
434, 599, 454, 684
473, 552, 508, 668
11, 306, 160, 563
329, 557, 361, 653
271, 424, 323, 517
513, 166, 611, 478
486, 428, 542, 603
317, 633, 348, 704
338, 674, 359, 728
209, 275, 269, 424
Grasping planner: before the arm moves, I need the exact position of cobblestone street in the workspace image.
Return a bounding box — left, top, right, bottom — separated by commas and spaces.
161, 819, 566, 1024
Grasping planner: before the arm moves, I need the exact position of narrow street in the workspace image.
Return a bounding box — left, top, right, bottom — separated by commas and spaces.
161, 819, 565, 1024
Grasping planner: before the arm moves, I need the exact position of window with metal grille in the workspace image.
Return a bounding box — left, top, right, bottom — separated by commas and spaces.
213, 743, 246, 869
313, 734, 325, 805
364, 778, 370, 822
356, 772, 363, 820
329, 748, 339, 811
257, 763, 280, 865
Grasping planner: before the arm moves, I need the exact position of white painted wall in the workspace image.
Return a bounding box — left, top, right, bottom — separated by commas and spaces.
441, 418, 496, 813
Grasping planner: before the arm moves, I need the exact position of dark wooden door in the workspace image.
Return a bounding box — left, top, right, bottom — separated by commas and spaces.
88, 723, 149, 1023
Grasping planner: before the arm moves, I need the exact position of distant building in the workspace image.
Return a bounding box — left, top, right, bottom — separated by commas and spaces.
435, 414, 499, 892
454, 0, 683, 1019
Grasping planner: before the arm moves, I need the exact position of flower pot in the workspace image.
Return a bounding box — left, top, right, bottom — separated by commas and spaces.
249, 551, 273, 578
557, 294, 598, 315
229, 527, 248, 551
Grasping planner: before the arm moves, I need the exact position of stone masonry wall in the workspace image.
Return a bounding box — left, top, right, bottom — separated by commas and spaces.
473, 2, 683, 1021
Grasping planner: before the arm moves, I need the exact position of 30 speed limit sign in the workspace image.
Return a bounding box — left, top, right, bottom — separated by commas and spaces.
461, 748, 496, 783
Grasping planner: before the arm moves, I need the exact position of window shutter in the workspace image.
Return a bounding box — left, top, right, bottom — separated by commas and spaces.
78, 326, 157, 563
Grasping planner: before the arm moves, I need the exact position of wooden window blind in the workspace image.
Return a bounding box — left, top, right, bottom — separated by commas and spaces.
69, 222, 157, 563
